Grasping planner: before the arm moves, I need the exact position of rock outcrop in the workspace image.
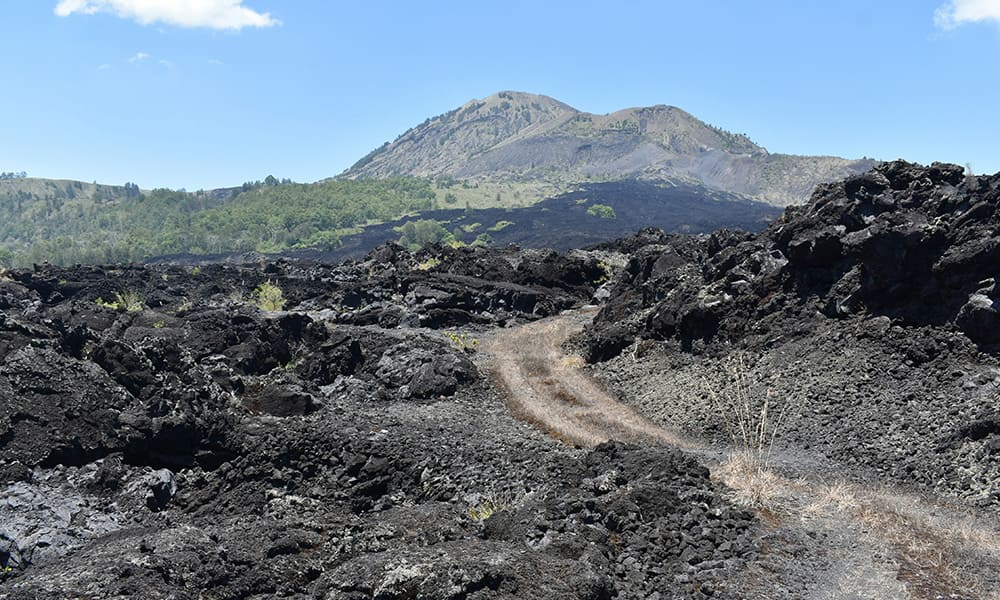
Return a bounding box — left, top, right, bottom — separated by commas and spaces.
581, 161, 1000, 507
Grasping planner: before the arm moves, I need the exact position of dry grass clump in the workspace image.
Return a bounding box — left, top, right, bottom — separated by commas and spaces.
467, 489, 520, 521
707, 353, 789, 508
716, 454, 789, 509
801, 480, 859, 517
858, 490, 1000, 599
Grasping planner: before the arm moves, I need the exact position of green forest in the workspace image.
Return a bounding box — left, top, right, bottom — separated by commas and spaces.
0, 177, 436, 267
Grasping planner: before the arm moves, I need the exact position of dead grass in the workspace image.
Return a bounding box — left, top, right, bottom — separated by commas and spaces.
797, 479, 1000, 599
705, 353, 789, 508
859, 490, 1000, 599
715, 453, 791, 509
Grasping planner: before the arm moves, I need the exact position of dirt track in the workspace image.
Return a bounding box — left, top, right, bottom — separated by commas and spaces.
479, 309, 1000, 600
480, 306, 693, 448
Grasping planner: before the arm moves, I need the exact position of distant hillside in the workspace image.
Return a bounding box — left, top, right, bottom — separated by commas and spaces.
255, 180, 781, 264
0, 177, 437, 267
1, 172, 780, 268
343, 91, 877, 207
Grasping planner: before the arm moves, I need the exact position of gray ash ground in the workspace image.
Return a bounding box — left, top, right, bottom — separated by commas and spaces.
1, 245, 756, 599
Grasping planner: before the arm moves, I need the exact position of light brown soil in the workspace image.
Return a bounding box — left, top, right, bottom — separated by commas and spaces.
479, 306, 692, 449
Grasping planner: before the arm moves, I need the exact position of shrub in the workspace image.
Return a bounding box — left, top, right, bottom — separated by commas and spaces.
467, 490, 516, 521
397, 219, 449, 250
253, 280, 286, 311
96, 290, 144, 312
487, 220, 514, 232
417, 257, 441, 271
594, 260, 613, 285
587, 204, 616, 219
443, 331, 478, 353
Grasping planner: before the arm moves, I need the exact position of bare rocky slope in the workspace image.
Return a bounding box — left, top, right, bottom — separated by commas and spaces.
579, 160, 1000, 510
343, 91, 876, 207
1, 246, 761, 599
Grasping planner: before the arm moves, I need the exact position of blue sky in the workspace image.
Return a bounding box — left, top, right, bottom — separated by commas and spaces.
1, 0, 998, 190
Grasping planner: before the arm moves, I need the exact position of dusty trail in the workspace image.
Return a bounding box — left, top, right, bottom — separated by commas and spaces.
479, 306, 693, 449
478, 309, 1000, 600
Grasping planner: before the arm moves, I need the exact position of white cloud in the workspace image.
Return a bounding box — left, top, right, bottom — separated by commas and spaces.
54, 0, 278, 30
158, 59, 174, 69
935, 0, 1000, 29
96, 63, 111, 70
128, 51, 150, 63
208, 58, 224, 66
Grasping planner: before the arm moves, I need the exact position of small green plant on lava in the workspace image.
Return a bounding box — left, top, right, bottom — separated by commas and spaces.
418, 257, 442, 271
444, 331, 479, 353
587, 204, 617, 219
487, 220, 515, 232
253, 280, 286, 311
467, 490, 515, 521
95, 290, 144, 312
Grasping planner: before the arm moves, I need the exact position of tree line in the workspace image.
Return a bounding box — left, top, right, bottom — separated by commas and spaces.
0, 177, 437, 267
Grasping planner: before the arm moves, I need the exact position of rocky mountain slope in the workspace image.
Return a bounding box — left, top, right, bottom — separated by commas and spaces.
344, 91, 876, 207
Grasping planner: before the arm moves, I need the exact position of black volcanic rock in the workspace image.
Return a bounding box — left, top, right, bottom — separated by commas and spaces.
580, 160, 1000, 509
0, 245, 758, 599
583, 161, 1000, 355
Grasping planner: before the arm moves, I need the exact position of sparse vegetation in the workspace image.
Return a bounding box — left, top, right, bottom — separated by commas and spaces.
417, 257, 441, 271
444, 331, 479, 353
594, 260, 613, 285
467, 490, 516, 521
706, 353, 789, 508
488, 220, 514, 232
587, 203, 616, 219
252, 280, 286, 312
96, 290, 144, 312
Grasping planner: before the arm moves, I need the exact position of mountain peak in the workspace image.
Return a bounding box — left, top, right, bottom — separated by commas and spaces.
344, 92, 874, 206
475, 90, 579, 112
